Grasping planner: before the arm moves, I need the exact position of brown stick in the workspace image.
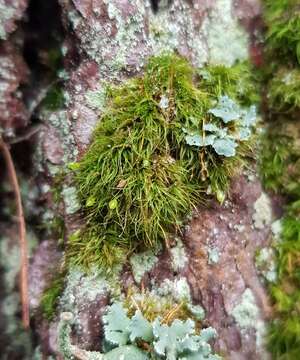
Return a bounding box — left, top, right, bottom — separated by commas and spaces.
0, 138, 30, 328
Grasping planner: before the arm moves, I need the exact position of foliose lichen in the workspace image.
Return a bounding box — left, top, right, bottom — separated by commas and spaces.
58, 302, 221, 360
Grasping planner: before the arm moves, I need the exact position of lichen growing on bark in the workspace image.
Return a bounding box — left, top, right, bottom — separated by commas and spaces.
232, 288, 267, 349
57, 305, 221, 360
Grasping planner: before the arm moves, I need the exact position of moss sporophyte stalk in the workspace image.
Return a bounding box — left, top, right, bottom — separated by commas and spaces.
67, 54, 257, 269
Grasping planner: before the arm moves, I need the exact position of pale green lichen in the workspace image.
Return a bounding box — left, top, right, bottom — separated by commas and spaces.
124, 279, 199, 324
59, 265, 122, 325
201, 0, 249, 66
0, 230, 38, 356
186, 303, 205, 321
58, 307, 220, 359
148, 1, 208, 66
85, 86, 107, 110
255, 247, 277, 283
170, 238, 188, 271
252, 192, 273, 229
184, 95, 257, 157
46, 110, 78, 165
127, 277, 194, 319
232, 288, 267, 349
61, 186, 81, 215
129, 250, 159, 283
232, 289, 259, 328
58, 312, 74, 360
207, 247, 220, 265
271, 218, 283, 242
0, 3, 14, 40
156, 278, 191, 303
104, 0, 147, 71
65, 0, 249, 78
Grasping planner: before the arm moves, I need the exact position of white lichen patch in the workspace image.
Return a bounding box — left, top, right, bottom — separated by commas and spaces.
156, 277, 191, 303
253, 192, 272, 229
65, 0, 210, 77
148, 10, 180, 53
85, 86, 107, 110
170, 237, 188, 271
59, 265, 121, 317
255, 247, 277, 283
158, 94, 169, 110
200, 0, 249, 66
233, 224, 245, 233
130, 277, 197, 319
98, 0, 149, 72
232, 288, 259, 328
232, 288, 267, 349
60, 267, 108, 307
0, 2, 14, 40
61, 186, 81, 215
271, 218, 283, 242
207, 246, 220, 265
64, 0, 250, 81
129, 249, 159, 283
0, 230, 38, 355
44, 110, 78, 166
0, 230, 38, 292
148, 0, 209, 66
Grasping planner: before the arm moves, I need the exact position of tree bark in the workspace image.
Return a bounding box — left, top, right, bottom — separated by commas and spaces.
0, 1, 277, 359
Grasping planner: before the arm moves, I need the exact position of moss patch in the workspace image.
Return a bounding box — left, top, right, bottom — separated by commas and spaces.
40, 272, 66, 320
260, 1, 300, 357
68, 54, 256, 269
268, 68, 300, 112
264, 0, 300, 65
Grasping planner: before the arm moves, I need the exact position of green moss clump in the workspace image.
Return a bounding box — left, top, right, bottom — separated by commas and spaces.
264, 0, 300, 65
260, 131, 292, 193
259, 1, 300, 354
41, 84, 65, 111
69, 54, 256, 269
123, 286, 201, 326
268, 68, 300, 112
199, 61, 260, 106
261, 125, 300, 356
40, 273, 65, 320
260, 120, 300, 201
268, 217, 300, 359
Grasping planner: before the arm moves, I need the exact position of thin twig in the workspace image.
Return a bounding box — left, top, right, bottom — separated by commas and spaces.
8, 124, 42, 144
0, 138, 29, 328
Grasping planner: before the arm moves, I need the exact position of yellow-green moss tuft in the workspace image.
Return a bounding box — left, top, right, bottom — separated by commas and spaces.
68, 54, 257, 269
